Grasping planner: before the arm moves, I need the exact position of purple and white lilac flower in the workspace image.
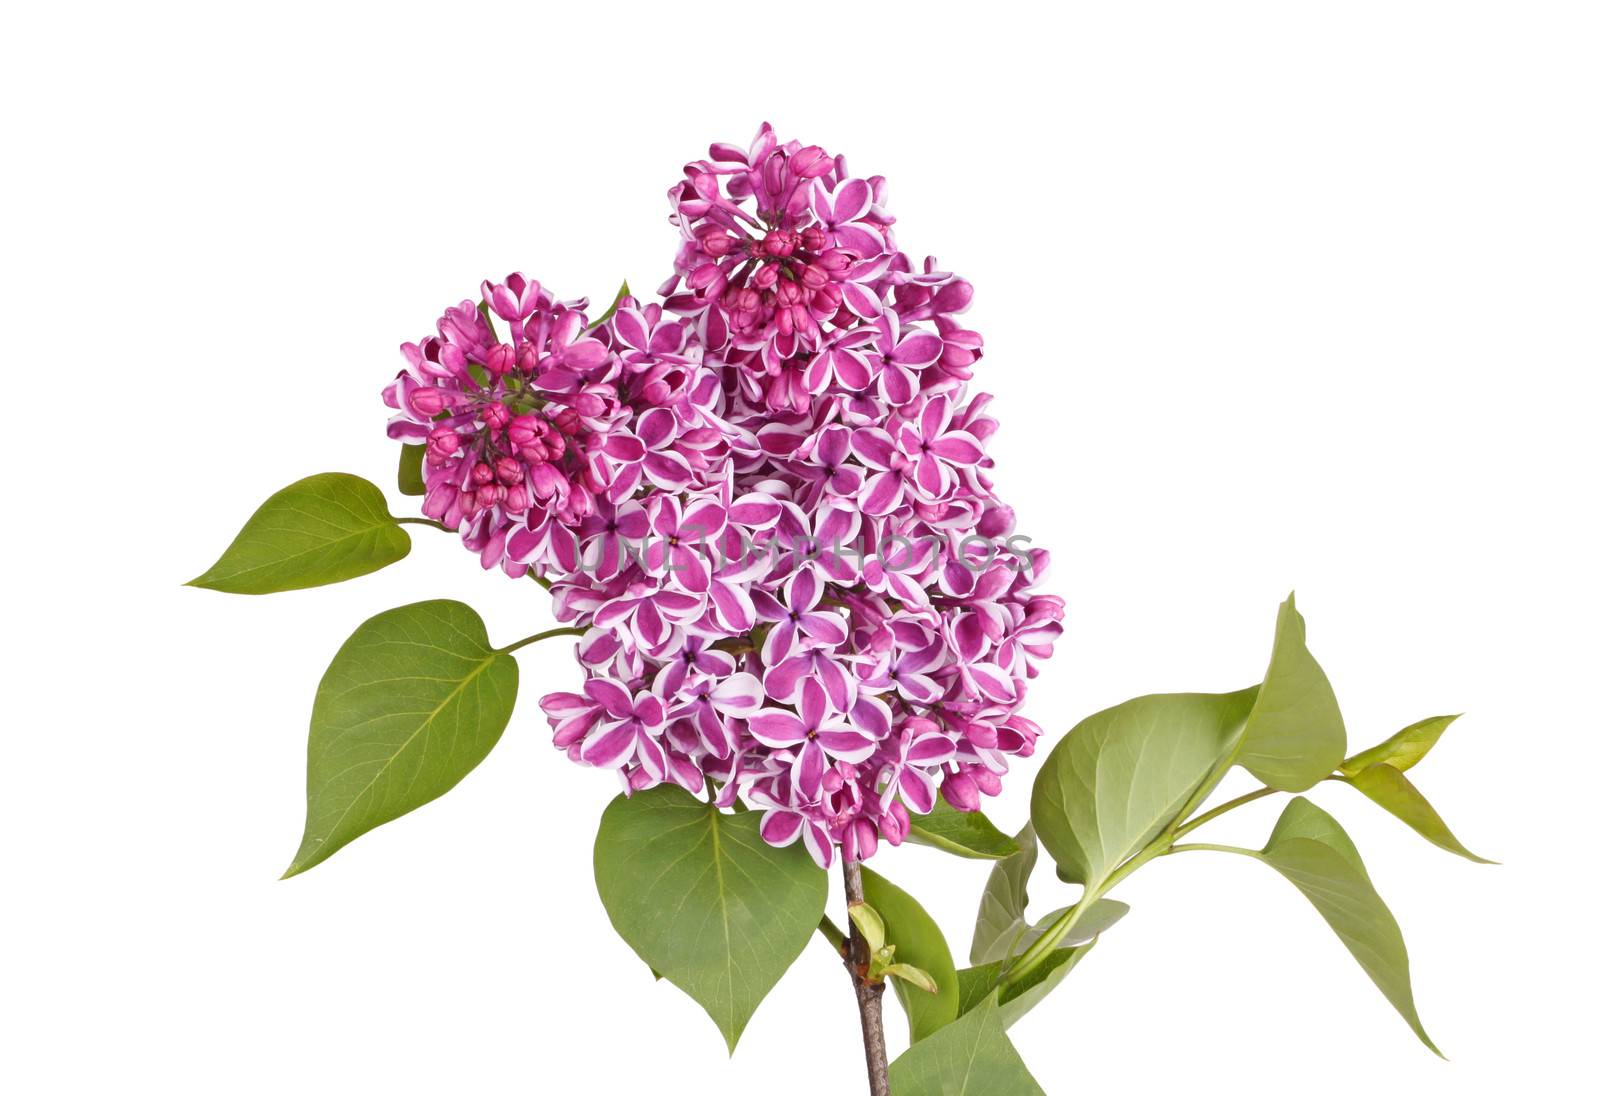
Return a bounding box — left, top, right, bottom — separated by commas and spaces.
388, 123, 1063, 868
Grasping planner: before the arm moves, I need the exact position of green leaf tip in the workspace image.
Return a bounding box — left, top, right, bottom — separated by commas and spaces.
1342, 714, 1464, 776
1236, 592, 1347, 791
1260, 797, 1443, 1056
189, 472, 410, 594
283, 600, 518, 877
593, 786, 826, 1053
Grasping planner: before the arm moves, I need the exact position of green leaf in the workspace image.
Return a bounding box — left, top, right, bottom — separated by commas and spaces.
888, 993, 1045, 1096
1343, 764, 1495, 863
592, 786, 826, 1052
586, 279, 631, 332
884, 962, 942, 995
956, 941, 1096, 1029
1258, 796, 1441, 1054
1000, 899, 1129, 960
907, 796, 1020, 860
1236, 593, 1348, 791
397, 444, 426, 496
1342, 714, 1462, 775
970, 825, 1038, 964
861, 868, 960, 1042
849, 901, 887, 953
283, 600, 517, 877
189, 473, 410, 594
971, 825, 1130, 964
1030, 689, 1257, 889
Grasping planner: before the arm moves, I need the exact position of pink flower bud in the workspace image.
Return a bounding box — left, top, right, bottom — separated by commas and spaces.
762, 229, 796, 258
788, 145, 834, 179
843, 818, 878, 862
815, 248, 851, 274
799, 263, 829, 290
482, 343, 516, 376
471, 461, 494, 486
495, 457, 524, 484
508, 414, 543, 448
941, 771, 981, 812
751, 263, 779, 290
407, 387, 447, 417
482, 402, 511, 431
970, 766, 1002, 797
688, 263, 723, 291
879, 802, 910, 846
426, 426, 461, 464
812, 283, 843, 314
801, 226, 827, 252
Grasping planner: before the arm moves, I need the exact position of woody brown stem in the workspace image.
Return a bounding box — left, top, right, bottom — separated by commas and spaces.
842, 859, 891, 1096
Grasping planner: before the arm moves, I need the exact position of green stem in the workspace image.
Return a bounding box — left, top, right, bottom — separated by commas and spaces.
395, 517, 450, 532
1001, 838, 1166, 989
1164, 842, 1260, 858
1002, 781, 1291, 990
1171, 786, 1278, 839
497, 626, 584, 654
817, 915, 847, 954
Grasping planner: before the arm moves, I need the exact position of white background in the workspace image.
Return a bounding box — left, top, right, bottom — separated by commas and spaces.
4, 2, 1596, 1092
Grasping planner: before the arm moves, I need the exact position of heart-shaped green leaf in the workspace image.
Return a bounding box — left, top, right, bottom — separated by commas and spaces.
1031, 689, 1257, 889
397, 444, 426, 496
593, 785, 826, 1052
1236, 594, 1347, 791
861, 868, 960, 1042
1259, 797, 1440, 1054
888, 992, 1045, 1096
189, 473, 410, 594
283, 600, 517, 877
907, 796, 1019, 860
1342, 764, 1495, 863
1342, 714, 1461, 775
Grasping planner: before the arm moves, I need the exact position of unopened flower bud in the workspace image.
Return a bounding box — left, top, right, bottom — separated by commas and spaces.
482, 343, 516, 377
697, 229, 736, 257
763, 229, 796, 258
408, 387, 447, 417
941, 771, 981, 812
814, 248, 851, 274
482, 402, 511, 431
788, 145, 834, 179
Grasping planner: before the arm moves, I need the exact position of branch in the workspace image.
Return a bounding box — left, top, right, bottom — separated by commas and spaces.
842, 860, 891, 1096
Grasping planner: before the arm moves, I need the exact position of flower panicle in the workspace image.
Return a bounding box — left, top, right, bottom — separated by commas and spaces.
386, 123, 1060, 867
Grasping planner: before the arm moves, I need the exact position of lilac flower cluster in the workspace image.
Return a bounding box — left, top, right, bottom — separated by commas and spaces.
384, 124, 1063, 867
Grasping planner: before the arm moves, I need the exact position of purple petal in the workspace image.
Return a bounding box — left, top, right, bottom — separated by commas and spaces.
761, 810, 804, 847
792, 739, 826, 800
748, 709, 807, 747
579, 722, 637, 768
816, 728, 876, 763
